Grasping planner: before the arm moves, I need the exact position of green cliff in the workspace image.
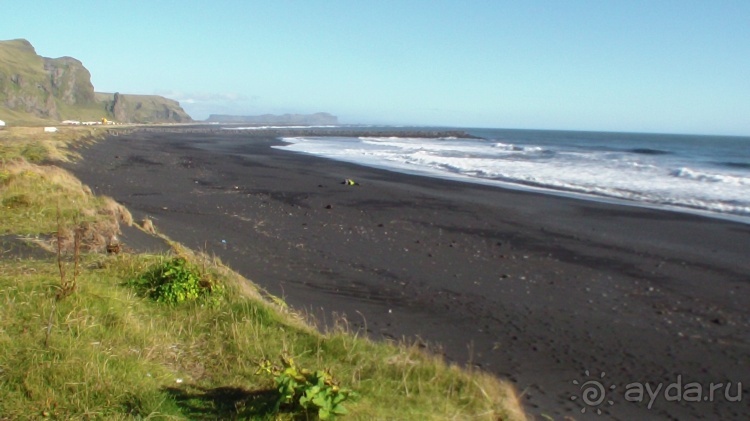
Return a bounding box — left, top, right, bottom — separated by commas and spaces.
97, 92, 192, 124
0, 39, 191, 125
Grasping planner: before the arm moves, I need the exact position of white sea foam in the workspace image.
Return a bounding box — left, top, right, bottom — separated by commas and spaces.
492, 142, 544, 153
275, 134, 750, 220
670, 167, 750, 186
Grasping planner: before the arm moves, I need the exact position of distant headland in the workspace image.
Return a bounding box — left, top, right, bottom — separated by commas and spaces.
206, 112, 338, 125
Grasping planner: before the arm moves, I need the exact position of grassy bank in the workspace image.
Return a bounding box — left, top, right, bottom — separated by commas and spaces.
0, 127, 527, 420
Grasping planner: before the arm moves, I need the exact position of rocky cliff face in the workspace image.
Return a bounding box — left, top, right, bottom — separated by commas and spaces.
43, 56, 96, 106
0, 39, 192, 124
98, 92, 192, 124
207, 112, 338, 125
111, 92, 128, 123
0, 39, 62, 119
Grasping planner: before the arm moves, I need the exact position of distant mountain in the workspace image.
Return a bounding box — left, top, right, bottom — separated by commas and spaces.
0, 39, 191, 125
207, 112, 338, 125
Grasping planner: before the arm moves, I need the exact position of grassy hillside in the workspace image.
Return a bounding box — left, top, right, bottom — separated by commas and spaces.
0, 39, 56, 122
0, 39, 47, 82
96, 92, 192, 124
0, 39, 103, 124
0, 39, 192, 125
0, 127, 526, 420
0, 108, 53, 126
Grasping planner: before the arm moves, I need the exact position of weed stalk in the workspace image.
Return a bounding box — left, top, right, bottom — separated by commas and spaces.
45, 205, 80, 347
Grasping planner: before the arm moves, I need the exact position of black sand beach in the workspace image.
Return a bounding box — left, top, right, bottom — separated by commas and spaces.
67, 128, 750, 420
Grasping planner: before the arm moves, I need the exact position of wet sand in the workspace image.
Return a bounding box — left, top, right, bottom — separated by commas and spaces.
67, 128, 750, 420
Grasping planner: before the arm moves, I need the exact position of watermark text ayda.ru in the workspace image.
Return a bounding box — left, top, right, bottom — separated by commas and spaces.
625, 375, 742, 409
571, 371, 742, 414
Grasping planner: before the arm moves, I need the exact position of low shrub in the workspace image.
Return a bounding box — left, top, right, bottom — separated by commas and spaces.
129, 257, 223, 305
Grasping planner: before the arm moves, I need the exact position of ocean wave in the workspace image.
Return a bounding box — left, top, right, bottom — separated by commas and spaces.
492, 142, 544, 153
370, 153, 750, 217
226, 125, 338, 130
670, 167, 750, 185
629, 148, 671, 155
359, 136, 403, 141
274, 134, 750, 220
719, 161, 750, 170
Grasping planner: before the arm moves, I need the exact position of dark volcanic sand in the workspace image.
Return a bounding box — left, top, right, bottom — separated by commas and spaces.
67, 128, 750, 420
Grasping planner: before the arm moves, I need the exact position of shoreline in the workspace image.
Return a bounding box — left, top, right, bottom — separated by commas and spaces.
67, 129, 750, 420
273, 139, 750, 227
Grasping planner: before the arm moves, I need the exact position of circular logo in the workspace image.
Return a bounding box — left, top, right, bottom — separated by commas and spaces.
571, 370, 616, 415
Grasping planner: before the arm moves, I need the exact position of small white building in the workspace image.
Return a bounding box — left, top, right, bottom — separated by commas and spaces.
44, 127, 58, 133
0, 120, 5, 128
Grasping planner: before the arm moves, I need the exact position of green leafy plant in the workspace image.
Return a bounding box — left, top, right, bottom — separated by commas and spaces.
130, 257, 222, 305
257, 354, 355, 420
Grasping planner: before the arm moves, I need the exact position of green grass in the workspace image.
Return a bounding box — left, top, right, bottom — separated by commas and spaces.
0, 126, 527, 420
0, 126, 104, 162
0, 39, 64, 125
0, 39, 47, 75
0, 253, 526, 420
0, 127, 130, 241
56, 101, 111, 123
0, 108, 55, 126
0, 161, 129, 236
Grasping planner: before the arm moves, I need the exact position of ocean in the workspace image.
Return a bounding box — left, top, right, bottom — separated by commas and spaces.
267, 128, 750, 223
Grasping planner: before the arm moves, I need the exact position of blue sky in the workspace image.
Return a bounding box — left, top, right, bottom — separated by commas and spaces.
3, 1, 749, 135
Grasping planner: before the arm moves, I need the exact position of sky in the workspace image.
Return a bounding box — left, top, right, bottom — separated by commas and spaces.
2, 1, 749, 135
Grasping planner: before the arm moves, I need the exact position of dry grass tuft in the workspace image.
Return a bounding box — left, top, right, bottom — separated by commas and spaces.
101, 195, 133, 226
0, 126, 104, 163
0, 161, 131, 252
141, 216, 156, 234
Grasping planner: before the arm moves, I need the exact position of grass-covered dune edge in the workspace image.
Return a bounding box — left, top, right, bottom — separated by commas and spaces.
0, 126, 527, 420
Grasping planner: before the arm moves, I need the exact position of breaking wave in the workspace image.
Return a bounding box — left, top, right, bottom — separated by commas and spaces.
670, 167, 750, 186
275, 131, 750, 221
